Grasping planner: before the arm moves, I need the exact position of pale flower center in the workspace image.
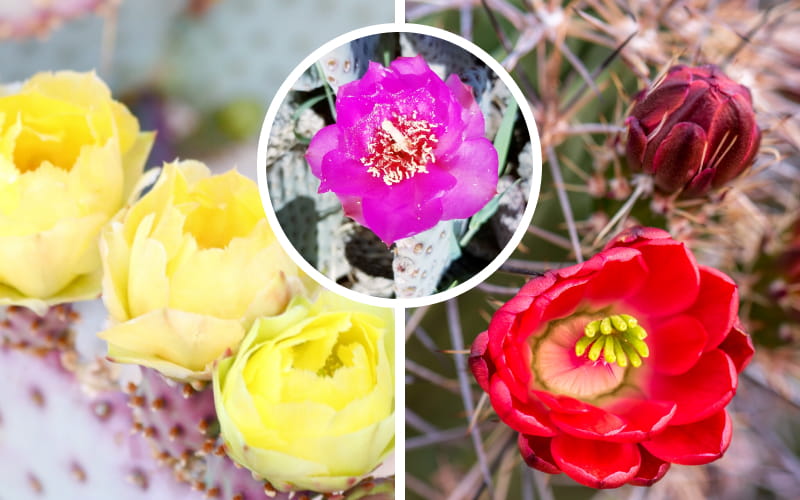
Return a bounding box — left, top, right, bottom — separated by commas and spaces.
532, 314, 628, 400
361, 111, 438, 185
317, 350, 344, 377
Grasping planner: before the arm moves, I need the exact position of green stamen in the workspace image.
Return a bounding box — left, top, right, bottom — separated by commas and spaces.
575, 314, 649, 368
317, 352, 343, 377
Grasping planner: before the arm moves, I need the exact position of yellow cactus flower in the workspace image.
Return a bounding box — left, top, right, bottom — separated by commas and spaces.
0, 71, 153, 313
98, 161, 305, 382
213, 291, 395, 493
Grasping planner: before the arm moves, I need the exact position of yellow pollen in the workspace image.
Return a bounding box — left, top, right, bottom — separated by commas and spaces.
575, 314, 649, 368
380, 120, 410, 152
317, 352, 343, 378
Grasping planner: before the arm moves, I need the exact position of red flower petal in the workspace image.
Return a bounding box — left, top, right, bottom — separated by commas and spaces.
538, 277, 591, 323
643, 410, 732, 465
489, 376, 557, 436
686, 266, 739, 352
624, 239, 700, 317
605, 226, 671, 249
469, 331, 492, 392
550, 405, 626, 440
707, 93, 761, 188
650, 122, 706, 193
550, 399, 676, 443
584, 247, 648, 304
630, 446, 670, 486
502, 330, 535, 398
625, 117, 647, 171
534, 391, 594, 414
505, 273, 558, 314
717, 321, 754, 373
551, 434, 641, 488
649, 314, 708, 375
630, 74, 691, 130
605, 399, 678, 442
518, 434, 561, 474
649, 349, 737, 425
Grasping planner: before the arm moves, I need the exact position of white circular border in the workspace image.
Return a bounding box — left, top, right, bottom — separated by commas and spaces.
257, 22, 543, 309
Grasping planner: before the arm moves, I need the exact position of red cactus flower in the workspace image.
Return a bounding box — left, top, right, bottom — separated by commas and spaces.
469, 227, 753, 488
626, 65, 760, 197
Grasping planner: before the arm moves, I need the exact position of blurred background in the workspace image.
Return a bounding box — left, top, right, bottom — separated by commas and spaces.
0, 0, 393, 179
405, 1, 800, 499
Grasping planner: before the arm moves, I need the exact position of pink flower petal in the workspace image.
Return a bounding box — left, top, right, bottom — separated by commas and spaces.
361, 191, 444, 244
318, 150, 385, 195
437, 137, 498, 220
305, 124, 340, 177
340, 195, 363, 225
445, 73, 485, 139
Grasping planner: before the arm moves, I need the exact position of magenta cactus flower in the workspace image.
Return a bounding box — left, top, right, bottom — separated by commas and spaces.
625, 65, 760, 197
305, 55, 499, 245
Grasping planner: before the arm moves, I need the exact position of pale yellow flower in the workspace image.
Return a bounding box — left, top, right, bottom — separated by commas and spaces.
99, 161, 304, 382
213, 292, 395, 493
0, 71, 153, 313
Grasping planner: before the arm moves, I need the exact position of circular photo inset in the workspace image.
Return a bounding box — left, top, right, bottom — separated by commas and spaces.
258, 23, 542, 306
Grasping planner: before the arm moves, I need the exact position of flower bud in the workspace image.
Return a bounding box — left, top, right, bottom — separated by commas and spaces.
626, 65, 760, 196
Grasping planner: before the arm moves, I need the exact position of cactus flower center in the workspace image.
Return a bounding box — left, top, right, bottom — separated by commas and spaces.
317, 351, 344, 377
574, 314, 649, 368
361, 111, 438, 185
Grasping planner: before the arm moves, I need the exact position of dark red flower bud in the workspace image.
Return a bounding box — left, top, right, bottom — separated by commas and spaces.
626, 65, 760, 196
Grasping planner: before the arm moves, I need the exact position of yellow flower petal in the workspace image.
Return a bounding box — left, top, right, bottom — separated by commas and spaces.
0, 71, 152, 306
213, 293, 394, 492
100, 308, 245, 380
100, 161, 303, 381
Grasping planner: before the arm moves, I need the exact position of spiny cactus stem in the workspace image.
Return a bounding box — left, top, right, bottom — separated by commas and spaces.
546, 145, 584, 262
592, 174, 654, 247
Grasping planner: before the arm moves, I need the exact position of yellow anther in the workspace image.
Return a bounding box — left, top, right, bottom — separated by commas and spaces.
610, 315, 628, 331
588, 338, 605, 362
603, 336, 617, 364
575, 313, 649, 368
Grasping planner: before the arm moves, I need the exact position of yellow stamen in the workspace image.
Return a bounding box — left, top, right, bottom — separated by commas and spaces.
575, 314, 649, 368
